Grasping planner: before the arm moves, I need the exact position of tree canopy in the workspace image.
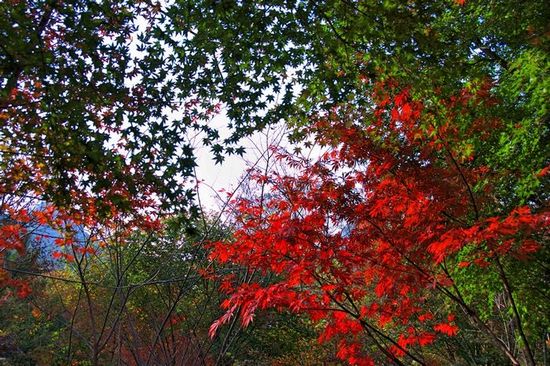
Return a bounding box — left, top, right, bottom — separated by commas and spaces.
3, 0, 548, 210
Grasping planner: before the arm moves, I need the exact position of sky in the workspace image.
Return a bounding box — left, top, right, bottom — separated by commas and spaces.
128, 12, 308, 214
191, 113, 290, 213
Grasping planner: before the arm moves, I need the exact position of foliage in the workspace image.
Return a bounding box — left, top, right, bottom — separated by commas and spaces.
145, 0, 549, 127
0, 214, 323, 365
1, 0, 549, 365
209, 80, 549, 365
4, 0, 547, 210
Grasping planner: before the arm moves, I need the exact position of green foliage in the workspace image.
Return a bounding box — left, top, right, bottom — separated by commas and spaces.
0, 282, 67, 365
0, 215, 326, 365
2, 0, 548, 213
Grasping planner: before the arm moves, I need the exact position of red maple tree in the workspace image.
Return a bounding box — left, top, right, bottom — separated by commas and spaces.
209, 80, 548, 365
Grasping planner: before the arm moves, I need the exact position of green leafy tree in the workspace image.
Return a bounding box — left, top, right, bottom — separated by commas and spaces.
3, 0, 547, 209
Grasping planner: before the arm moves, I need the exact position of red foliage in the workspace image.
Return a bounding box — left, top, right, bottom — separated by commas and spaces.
0, 132, 162, 300
208, 80, 548, 364
433, 322, 459, 336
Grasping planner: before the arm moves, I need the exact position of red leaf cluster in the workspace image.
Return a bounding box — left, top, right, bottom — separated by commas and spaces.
213, 80, 548, 363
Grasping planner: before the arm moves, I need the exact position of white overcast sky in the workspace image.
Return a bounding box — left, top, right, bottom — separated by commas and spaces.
128, 12, 315, 213
191, 113, 290, 212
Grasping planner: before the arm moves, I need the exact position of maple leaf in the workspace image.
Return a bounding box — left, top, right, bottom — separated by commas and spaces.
401, 103, 412, 121
434, 322, 459, 336
418, 333, 436, 346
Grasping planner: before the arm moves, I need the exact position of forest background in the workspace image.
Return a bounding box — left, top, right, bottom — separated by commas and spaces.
0, 0, 548, 365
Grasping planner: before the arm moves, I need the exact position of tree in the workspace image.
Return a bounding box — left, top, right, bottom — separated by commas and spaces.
1, 0, 230, 213
1, 0, 167, 298
209, 79, 549, 365
5, 0, 547, 212
0, 209, 330, 365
